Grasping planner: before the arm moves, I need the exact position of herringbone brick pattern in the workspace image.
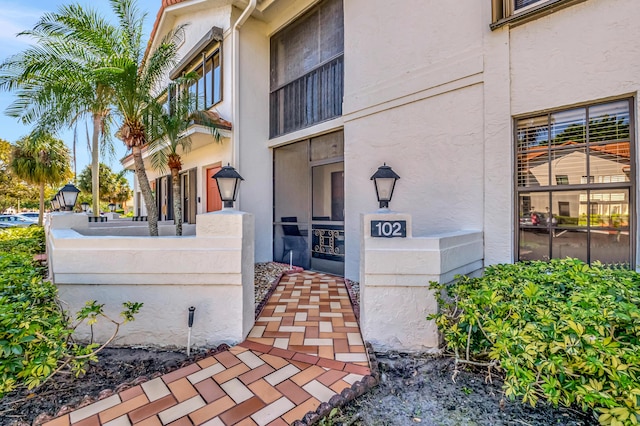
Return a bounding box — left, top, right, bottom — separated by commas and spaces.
43, 272, 370, 426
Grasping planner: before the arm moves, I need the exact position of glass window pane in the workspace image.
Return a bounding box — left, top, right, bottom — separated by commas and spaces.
519, 192, 549, 227
516, 115, 548, 151
198, 73, 205, 110
589, 189, 629, 229
589, 141, 630, 183
213, 54, 221, 104
551, 147, 586, 186
590, 230, 630, 265
519, 229, 549, 261
552, 229, 587, 262
205, 58, 213, 107
552, 190, 584, 228
588, 100, 630, 142
551, 108, 586, 146
519, 192, 550, 261
515, 0, 541, 10
312, 163, 344, 221
518, 149, 549, 188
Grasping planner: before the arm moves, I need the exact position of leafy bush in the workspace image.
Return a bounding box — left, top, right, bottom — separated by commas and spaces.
0, 229, 142, 396
0, 227, 45, 256
429, 259, 640, 426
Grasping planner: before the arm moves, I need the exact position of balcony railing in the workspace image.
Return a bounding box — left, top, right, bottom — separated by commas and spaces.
270, 55, 343, 139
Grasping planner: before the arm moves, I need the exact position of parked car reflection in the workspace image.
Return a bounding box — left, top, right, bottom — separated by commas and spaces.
0, 215, 38, 227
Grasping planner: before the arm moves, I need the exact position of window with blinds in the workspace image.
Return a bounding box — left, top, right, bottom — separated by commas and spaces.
269, 0, 344, 138
515, 99, 634, 266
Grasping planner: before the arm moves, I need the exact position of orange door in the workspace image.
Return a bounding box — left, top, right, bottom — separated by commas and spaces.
206, 166, 222, 212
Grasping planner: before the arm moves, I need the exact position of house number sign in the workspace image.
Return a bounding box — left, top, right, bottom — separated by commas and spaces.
370, 220, 407, 238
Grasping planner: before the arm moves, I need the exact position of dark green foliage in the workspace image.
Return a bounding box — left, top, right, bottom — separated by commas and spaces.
0, 227, 45, 256
0, 228, 142, 396
429, 259, 640, 425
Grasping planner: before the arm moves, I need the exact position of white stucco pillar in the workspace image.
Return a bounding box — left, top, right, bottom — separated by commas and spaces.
48, 211, 90, 230
196, 209, 255, 340
360, 211, 483, 352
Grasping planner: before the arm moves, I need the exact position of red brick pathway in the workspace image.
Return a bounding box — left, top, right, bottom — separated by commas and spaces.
43, 271, 370, 426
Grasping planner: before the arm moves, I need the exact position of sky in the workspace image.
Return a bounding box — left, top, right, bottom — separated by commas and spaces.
0, 0, 160, 178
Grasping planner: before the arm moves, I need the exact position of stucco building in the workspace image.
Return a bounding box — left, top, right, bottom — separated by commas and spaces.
126, 0, 640, 281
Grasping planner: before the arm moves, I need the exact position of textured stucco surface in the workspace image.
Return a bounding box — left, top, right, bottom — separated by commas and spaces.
49, 211, 255, 348
360, 213, 483, 351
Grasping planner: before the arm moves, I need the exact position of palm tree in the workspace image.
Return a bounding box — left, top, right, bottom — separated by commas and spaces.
99, 0, 184, 236
147, 76, 221, 235
0, 3, 116, 218
11, 133, 71, 225
1, 0, 182, 236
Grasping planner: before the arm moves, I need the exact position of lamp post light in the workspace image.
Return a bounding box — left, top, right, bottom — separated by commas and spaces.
108, 203, 116, 212
212, 164, 244, 209
81, 202, 89, 213
370, 163, 400, 209
59, 183, 81, 211
55, 192, 64, 211
51, 196, 60, 211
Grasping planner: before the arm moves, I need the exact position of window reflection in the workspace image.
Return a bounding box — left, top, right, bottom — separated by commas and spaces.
515, 99, 633, 265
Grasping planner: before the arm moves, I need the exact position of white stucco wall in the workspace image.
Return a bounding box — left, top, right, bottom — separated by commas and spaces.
235, 12, 272, 263
342, 0, 486, 280
49, 211, 255, 348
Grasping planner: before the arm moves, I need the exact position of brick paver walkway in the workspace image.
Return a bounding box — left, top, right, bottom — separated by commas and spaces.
43, 271, 370, 426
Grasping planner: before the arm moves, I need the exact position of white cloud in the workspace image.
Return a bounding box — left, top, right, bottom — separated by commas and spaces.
0, 2, 47, 56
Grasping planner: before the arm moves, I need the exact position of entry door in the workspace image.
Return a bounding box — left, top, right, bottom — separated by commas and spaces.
273, 131, 345, 275
180, 169, 198, 224
206, 166, 222, 212
157, 176, 172, 221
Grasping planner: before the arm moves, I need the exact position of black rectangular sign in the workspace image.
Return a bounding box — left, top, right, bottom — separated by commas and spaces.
371, 220, 407, 238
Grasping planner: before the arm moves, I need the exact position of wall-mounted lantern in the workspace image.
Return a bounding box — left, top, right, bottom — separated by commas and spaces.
213, 164, 244, 209
81, 202, 89, 213
370, 163, 400, 209
108, 203, 116, 212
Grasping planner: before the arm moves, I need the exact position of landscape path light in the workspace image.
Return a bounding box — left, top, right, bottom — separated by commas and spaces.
370, 163, 400, 209
212, 164, 244, 209
59, 183, 80, 211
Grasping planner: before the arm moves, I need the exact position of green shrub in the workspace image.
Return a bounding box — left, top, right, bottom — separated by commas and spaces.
0, 229, 142, 396
429, 258, 640, 426
0, 227, 45, 256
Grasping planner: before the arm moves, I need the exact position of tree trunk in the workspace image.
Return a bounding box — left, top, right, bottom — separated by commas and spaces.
171, 167, 182, 236
91, 113, 101, 216
132, 145, 158, 236
38, 183, 44, 226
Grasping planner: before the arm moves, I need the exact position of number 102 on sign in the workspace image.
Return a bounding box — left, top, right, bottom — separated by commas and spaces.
371, 220, 406, 238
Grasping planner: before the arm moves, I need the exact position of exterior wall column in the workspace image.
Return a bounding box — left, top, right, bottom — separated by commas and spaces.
360, 211, 483, 352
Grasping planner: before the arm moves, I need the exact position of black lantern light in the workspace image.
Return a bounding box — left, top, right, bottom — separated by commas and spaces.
108, 203, 116, 212
81, 202, 89, 213
370, 163, 400, 209
55, 192, 64, 211
212, 164, 244, 209
51, 195, 60, 211
59, 183, 80, 211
